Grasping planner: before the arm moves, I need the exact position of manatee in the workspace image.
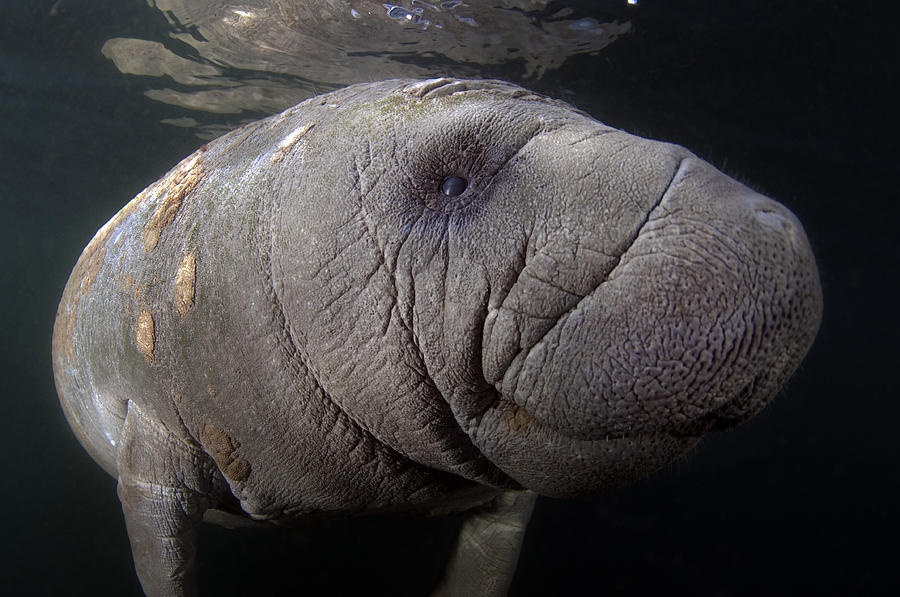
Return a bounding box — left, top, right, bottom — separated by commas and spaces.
52, 78, 822, 597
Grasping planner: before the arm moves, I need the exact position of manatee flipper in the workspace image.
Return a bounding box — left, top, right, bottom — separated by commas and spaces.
432, 490, 538, 597
116, 402, 220, 597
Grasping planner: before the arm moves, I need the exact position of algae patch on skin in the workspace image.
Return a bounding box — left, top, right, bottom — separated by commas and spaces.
135, 310, 155, 362
174, 251, 197, 317
142, 154, 206, 252
201, 423, 251, 482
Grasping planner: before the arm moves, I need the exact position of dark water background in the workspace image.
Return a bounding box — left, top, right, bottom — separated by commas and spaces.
1, 1, 896, 595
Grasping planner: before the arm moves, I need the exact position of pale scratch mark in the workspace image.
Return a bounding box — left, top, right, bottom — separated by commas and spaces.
271, 123, 315, 164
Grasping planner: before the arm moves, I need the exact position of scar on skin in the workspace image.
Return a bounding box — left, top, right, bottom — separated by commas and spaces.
142, 153, 206, 252
174, 251, 196, 317
505, 403, 536, 435
201, 423, 251, 482
271, 122, 314, 163
135, 310, 155, 362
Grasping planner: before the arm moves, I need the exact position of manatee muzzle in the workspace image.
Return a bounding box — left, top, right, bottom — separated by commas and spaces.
484, 156, 822, 457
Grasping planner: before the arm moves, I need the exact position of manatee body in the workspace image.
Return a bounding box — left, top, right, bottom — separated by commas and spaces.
52, 78, 822, 596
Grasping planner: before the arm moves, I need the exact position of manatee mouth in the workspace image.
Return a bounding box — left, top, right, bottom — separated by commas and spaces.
663, 396, 749, 439
507, 371, 758, 444
645, 369, 777, 439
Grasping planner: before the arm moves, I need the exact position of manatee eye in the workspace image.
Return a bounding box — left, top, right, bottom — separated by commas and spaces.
440, 175, 467, 197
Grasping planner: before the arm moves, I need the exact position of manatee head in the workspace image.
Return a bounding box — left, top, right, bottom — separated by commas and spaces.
271, 78, 822, 497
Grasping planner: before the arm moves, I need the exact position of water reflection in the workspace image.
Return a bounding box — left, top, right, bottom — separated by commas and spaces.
103, 1, 631, 135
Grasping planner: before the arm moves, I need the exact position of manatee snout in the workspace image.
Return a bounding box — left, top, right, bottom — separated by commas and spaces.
615, 157, 824, 435
475, 152, 822, 496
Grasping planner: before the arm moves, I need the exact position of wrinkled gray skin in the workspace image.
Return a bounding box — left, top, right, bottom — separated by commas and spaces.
52, 78, 822, 597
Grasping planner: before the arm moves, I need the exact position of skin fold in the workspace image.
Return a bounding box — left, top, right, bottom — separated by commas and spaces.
52, 78, 822, 596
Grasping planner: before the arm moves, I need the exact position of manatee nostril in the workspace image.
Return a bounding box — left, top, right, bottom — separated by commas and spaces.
750, 197, 797, 239
757, 208, 793, 234
440, 175, 468, 197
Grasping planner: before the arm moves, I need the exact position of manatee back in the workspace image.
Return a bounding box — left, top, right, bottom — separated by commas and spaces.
51, 112, 289, 475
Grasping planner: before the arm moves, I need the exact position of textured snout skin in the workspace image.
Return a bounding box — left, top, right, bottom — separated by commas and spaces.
475, 157, 822, 496
51, 78, 822, 596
